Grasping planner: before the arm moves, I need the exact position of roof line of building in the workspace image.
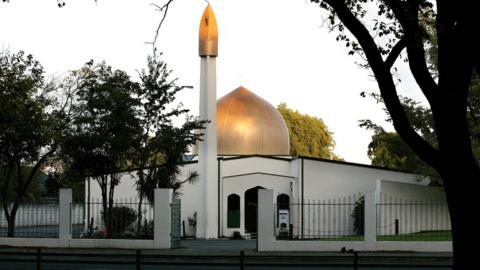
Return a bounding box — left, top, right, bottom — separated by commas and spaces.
297, 155, 412, 174
222, 171, 295, 179
219, 155, 292, 162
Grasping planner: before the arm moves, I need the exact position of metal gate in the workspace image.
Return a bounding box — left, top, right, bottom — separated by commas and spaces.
170, 198, 181, 248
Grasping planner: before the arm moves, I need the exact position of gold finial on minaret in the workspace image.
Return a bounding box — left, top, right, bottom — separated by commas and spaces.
199, 4, 218, 56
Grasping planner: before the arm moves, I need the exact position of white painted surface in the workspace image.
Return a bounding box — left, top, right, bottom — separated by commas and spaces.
256, 179, 452, 253
377, 180, 445, 200
376, 180, 450, 236
59, 189, 72, 246
154, 189, 172, 249
364, 191, 376, 247
198, 56, 219, 238
0, 188, 173, 249
176, 162, 201, 238
83, 156, 441, 242
302, 158, 428, 200
221, 157, 293, 178
221, 173, 293, 236
267, 240, 452, 252
258, 189, 275, 251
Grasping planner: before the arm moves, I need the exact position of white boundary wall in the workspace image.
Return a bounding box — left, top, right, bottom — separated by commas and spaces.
258, 189, 452, 252
0, 188, 173, 249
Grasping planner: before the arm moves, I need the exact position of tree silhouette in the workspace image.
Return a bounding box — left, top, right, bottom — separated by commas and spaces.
311, 0, 479, 268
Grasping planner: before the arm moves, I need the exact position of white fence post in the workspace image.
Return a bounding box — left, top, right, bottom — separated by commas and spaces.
364, 190, 376, 249
59, 188, 72, 247
154, 188, 172, 249
257, 189, 274, 251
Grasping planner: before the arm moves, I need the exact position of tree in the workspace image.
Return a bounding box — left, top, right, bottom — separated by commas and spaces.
360, 95, 440, 182
133, 54, 205, 235
61, 61, 141, 238
277, 103, 340, 159
0, 51, 61, 236
311, 0, 479, 267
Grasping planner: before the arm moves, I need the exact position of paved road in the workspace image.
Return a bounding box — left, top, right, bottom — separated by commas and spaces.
0, 261, 452, 270
0, 240, 453, 269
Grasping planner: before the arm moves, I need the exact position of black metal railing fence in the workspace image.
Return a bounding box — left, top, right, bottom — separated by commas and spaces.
275, 195, 364, 240
376, 201, 451, 241
71, 199, 154, 239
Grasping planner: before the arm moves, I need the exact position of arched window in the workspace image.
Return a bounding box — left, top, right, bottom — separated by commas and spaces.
227, 194, 240, 228
277, 194, 290, 210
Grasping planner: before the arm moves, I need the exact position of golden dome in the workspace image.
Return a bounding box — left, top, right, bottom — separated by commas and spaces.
199, 4, 218, 56
217, 86, 290, 155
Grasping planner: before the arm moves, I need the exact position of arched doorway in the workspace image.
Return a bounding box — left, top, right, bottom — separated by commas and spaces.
244, 186, 265, 234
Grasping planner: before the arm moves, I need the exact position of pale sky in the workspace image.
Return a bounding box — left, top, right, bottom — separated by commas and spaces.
0, 0, 426, 164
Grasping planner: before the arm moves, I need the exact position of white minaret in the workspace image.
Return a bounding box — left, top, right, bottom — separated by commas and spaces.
198, 4, 218, 238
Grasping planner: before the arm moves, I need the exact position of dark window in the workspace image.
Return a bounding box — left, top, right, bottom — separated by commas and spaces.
227, 194, 240, 228
277, 194, 290, 228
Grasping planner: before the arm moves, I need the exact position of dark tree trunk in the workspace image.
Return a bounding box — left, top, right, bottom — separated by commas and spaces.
435, 105, 480, 269
107, 174, 116, 239
6, 203, 19, 237
136, 193, 144, 237
99, 176, 108, 239
441, 161, 480, 269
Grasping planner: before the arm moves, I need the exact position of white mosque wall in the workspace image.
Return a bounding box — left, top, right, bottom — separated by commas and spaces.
376, 180, 445, 201
221, 173, 294, 237
176, 162, 201, 238
221, 157, 293, 178
86, 172, 139, 202
302, 158, 428, 200
376, 180, 450, 236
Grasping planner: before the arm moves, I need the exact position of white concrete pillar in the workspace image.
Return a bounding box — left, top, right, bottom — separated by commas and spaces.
59, 188, 72, 247
198, 56, 219, 239
257, 189, 275, 251
154, 188, 172, 249
364, 191, 377, 248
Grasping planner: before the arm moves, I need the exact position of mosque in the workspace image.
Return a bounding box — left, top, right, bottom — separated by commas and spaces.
87, 5, 436, 239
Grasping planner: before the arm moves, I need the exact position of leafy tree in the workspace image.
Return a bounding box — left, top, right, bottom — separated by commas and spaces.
61, 61, 141, 238
360, 94, 440, 183
277, 103, 340, 159
133, 54, 205, 235
0, 51, 62, 236
311, 0, 479, 267
361, 17, 479, 183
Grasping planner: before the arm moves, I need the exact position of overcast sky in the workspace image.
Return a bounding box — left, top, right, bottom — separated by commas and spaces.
0, 0, 426, 164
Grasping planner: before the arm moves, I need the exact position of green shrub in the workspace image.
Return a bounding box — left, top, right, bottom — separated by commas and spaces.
351, 196, 365, 235
103, 206, 137, 237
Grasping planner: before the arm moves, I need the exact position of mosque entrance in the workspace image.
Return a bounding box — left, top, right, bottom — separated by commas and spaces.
244, 186, 265, 235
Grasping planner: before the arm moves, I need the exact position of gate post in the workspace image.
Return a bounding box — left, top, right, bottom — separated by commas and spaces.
59, 188, 72, 247
154, 188, 172, 249
364, 191, 377, 249
257, 189, 274, 251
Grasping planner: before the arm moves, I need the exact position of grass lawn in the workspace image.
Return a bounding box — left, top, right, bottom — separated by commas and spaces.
278, 230, 452, 241
282, 235, 365, 241
377, 230, 452, 241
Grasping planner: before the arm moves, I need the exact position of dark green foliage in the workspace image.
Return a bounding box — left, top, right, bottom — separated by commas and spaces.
351, 196, 364, 236
0, 50, 61, 236
102, 206, 137, 237
61, 60, 141, 238
133, 54, 206, 202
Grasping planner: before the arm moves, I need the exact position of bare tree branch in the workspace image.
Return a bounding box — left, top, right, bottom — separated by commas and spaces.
150, 0, 174, 56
